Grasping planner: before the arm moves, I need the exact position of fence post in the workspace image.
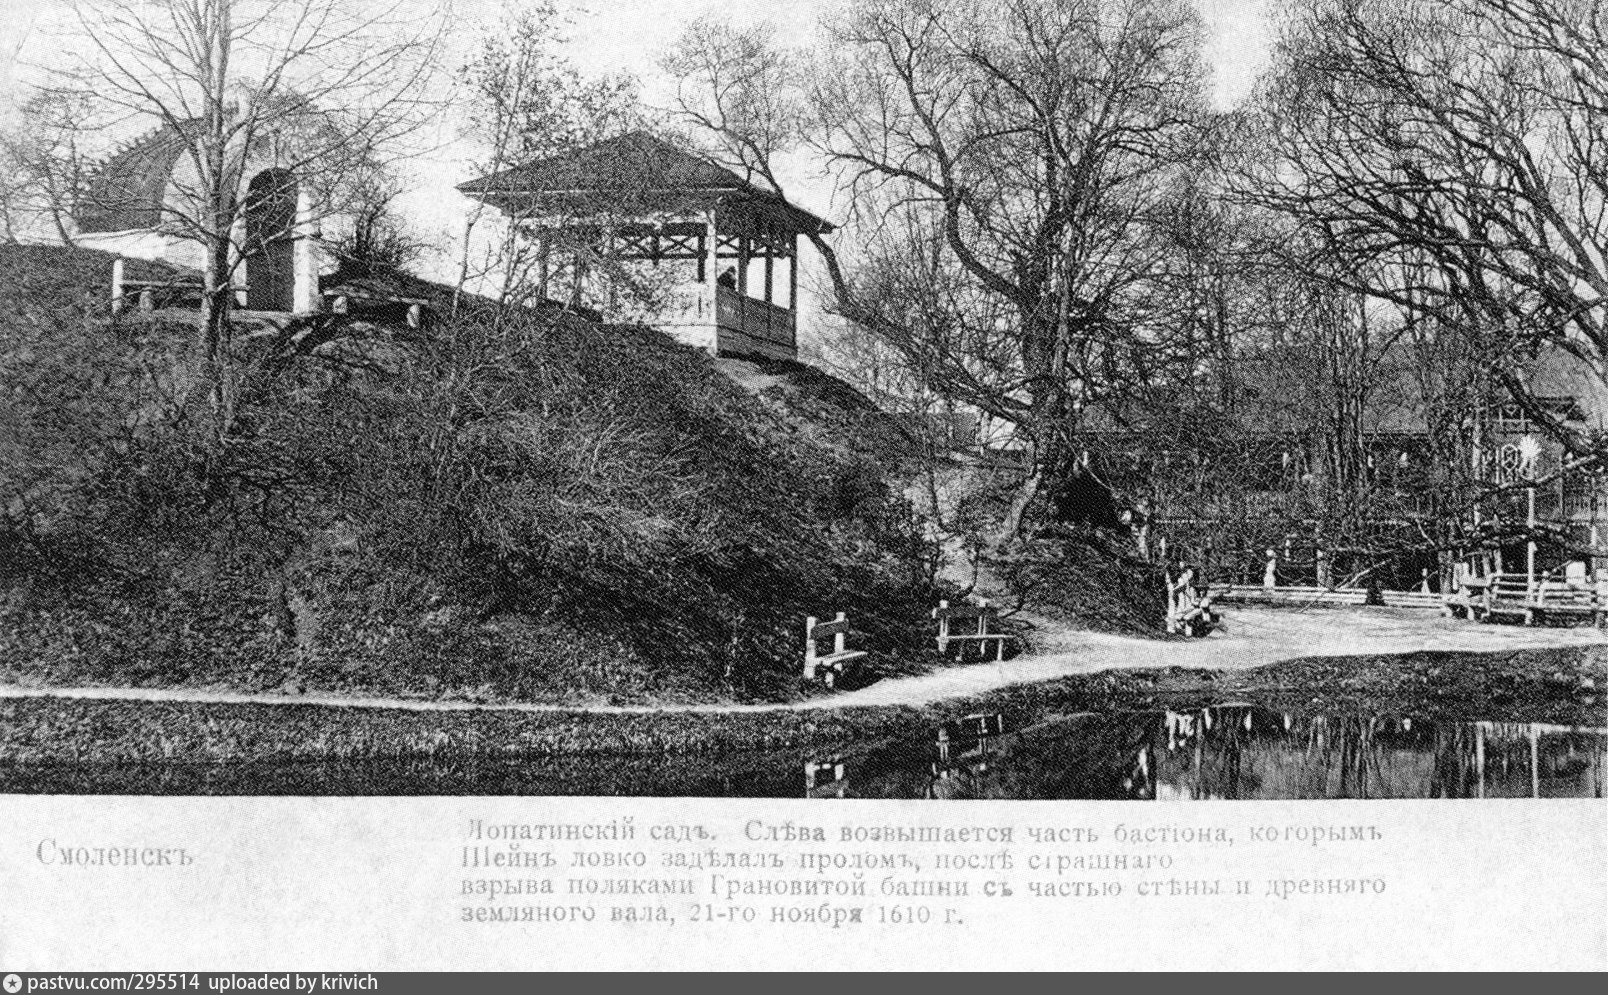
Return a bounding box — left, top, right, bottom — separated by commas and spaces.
111, 257, 125, 314
803, 616, 818, 680
1264, 548, 1277, 589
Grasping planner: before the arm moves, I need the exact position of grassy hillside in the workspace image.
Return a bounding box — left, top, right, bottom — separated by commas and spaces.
0, 244, 956, 705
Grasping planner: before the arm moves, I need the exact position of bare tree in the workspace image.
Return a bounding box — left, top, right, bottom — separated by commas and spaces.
455, 0, 643, 308
1238, 0, 1608, 463
327, 154, 426, 275
42, 0, 444, 430
664, 0, 1212, 538
0, 90, 100, 245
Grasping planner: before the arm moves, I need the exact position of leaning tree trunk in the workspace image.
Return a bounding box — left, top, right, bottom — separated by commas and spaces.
998, 468, 1044, 543
995, 383, 1079, 545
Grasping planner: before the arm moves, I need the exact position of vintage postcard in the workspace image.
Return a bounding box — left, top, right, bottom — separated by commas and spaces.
0, 0, 1604, 972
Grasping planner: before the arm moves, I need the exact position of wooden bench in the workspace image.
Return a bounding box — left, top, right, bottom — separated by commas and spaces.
1482, 573, 1538, 623
1475, 573, 1606, 626
322, 290, 429, 329
932, 599, 1015, 661
1166, 570, 1220, 637
803, 612, 868, 688
1173, 591, 1220, 636
113, 277, 209, 314
1378, 589, 1444, 610
1442, 577, 1489, 620
1531, 577, 1605, 626
111, 257, 210, 315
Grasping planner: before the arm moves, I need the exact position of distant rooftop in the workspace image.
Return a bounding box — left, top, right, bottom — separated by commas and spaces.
458, 131, 834, 235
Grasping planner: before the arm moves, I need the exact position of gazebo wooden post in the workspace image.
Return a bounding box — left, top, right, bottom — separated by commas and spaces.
763, 227, 776, 342
704, 210, 719, 347
763, 231, 775, 304
737, 234, 751, 347
737, 235, 749, 295
789, 234, 798, 318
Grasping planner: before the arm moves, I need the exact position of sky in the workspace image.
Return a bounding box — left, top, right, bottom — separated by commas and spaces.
0, 0, 1275, 291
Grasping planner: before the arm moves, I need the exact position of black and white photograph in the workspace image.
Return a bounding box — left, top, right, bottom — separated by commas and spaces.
0, 0, 1604, 971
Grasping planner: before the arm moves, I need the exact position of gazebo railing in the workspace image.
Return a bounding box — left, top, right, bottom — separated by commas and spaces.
716, 285, 794, 350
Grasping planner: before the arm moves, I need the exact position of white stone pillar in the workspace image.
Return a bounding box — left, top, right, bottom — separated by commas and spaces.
228, 213, 249, 308
293, 187, 317, 314
702, 211, 721, 354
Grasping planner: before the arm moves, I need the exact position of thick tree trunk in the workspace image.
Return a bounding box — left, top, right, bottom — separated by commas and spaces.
997, 468, 1043, 544
198, 232, 236, 437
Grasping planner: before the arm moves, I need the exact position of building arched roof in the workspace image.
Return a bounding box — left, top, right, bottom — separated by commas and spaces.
75, 123, 192, 234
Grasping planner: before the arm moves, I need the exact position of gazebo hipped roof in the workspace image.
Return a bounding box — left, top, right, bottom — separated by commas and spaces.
457, 132, 834, 235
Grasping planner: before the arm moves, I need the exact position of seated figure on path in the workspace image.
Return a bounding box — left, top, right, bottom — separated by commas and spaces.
1167, 563, 1220, 638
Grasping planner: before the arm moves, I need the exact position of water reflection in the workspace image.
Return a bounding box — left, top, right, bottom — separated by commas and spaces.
805, 757, 849, 799
1, 706, 1602, 797
806, 708, 1606, 801
927, 714, 1006, 800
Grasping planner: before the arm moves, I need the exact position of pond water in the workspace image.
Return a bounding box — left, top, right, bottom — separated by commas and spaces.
3, 705, 1603, 798
798, 708, 1607, 801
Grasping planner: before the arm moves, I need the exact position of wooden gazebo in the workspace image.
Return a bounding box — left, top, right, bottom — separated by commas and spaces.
457, 132, 833, 361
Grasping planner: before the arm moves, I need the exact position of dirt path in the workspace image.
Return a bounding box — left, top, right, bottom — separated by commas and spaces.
835, 604, 1606, 708
0, 606, 1601, 716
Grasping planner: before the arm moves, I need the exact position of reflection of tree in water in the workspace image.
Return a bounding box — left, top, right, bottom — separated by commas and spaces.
1158, 710, 1434, 800
1450, 723, 1607, 799
791, 708, 1605, 801
1157, 712, 1604, 800
1156, 707, 1269, 800
1429, 724, 1480, 799
1193, 708, 1257, 799
1021, 715, 1159, 800
920, 714, 1160, 800
1298, 716, 1362, 798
